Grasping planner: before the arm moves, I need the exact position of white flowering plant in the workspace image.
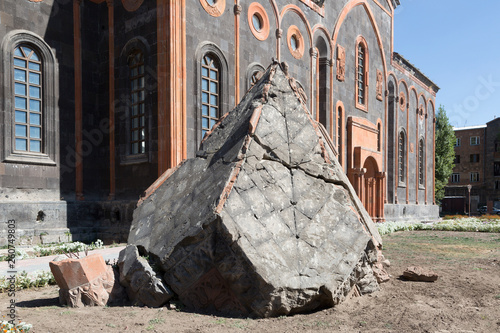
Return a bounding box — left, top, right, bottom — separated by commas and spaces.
0, 271, 56, 293
32, 239, 104, 257
378, 217, 500, 235
0, 320, 32, 332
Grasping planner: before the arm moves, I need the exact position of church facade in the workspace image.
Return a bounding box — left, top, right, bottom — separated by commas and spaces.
0, 0, 439, 244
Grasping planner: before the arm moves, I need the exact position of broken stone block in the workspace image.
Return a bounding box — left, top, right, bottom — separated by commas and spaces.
49, 254, 121, 307
117, 245, 173, 307
128, 61, 387, 317
402, 266, 439, 282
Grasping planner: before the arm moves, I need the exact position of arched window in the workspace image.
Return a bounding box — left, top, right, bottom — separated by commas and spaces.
377, 123, 381, 152
337, 105, 343, 166
13, 45, 42, 153
419, 138, 425, 186
201, 54, 220, 139
2, 31, 58, 165
246, 63, 265, 91
355, 37, 369, 111
398, 131, 406, 183
128, 50, 146, 155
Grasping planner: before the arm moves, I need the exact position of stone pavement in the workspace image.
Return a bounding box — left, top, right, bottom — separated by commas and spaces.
0, 245, 125, 276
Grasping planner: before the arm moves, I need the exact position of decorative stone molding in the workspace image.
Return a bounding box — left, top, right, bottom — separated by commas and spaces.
234, 4, 242, 15
200, 0, 226, 17
121, 0, 143, 12
1, 30, 58, 166
287, 25, 304, 59
376, 70, 383, 101
336, 44, 345, 81
298, 0, 325, 17
50, 254, 125, 307
275, 28, 283, 39
309, 47, 318, 58
418, 104, 425, 119
247, 2, 270, 41
399, 92, 406, 111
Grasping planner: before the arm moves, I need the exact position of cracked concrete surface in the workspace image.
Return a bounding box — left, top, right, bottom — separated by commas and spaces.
127, 62, 384, 317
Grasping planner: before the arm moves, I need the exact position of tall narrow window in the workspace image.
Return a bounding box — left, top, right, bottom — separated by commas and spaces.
337, 106, 343, 166
398, 131, 406, 183
355, 37, 368, 111
419, 139, 424, 186
129, 51, 145, 154
377, 123, 381, 151
201, 54, 220, 139
14, 45, 42, 153
357, 43, 365, 105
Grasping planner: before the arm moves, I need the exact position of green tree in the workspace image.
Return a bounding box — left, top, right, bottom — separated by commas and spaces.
434, 106, 456, 204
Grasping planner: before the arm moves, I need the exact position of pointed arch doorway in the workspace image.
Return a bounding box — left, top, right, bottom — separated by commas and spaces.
346, 116, 386, 222
362, 157, 381, 219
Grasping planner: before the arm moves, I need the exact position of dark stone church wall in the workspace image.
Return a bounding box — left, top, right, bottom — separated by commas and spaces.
387, 64, 438, 219
112, 2, 158, 199
332, 4, 386, 130
0, 0, 76, 243
78, 1, 109, 201
185, 0, 236, 156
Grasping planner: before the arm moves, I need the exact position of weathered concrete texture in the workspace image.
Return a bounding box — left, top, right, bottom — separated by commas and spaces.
128, 62, 385, 317
118, 245, 174, 307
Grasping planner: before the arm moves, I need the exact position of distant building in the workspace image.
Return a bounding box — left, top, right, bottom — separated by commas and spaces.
443, 118, 500, 214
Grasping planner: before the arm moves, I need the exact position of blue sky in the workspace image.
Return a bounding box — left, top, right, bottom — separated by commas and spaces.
393, 0, 500, 128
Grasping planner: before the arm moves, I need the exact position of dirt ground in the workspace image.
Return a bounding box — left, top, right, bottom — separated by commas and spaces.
2, 230, 499, 333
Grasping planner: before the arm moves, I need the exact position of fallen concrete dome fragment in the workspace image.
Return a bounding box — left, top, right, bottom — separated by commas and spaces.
126, 61, 387, 317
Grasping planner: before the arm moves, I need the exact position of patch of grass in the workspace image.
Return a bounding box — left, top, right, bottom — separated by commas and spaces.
146, 317, 165, 331
60, 310, 72, 315
214, 318, 226, 325
41, 305, 60, 310
384, 231, 500, 262
231, 320, 248, 329
148, 318, 165, 325
314, 321, 331, 328
494, 295, 500, 300
105, 323, 116, 328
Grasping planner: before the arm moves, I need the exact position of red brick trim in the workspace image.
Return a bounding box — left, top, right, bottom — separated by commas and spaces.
199, 0, 225, 17
355, 35, 369, 112
392, 60, 437, 97
297, 0, 325, 17
280, 4, 312, 48
372, 0, 392, 16
335, 101, 345, 170
121, 0, 144, 12
286, 25, 305, 59
248, 2, 270, 41
332, 0, 388, 80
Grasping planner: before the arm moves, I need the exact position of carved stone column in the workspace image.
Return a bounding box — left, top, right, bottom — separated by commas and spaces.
276, 28, 282, 61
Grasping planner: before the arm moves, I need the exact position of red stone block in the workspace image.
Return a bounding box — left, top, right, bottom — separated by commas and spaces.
49, 254, 108, 290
